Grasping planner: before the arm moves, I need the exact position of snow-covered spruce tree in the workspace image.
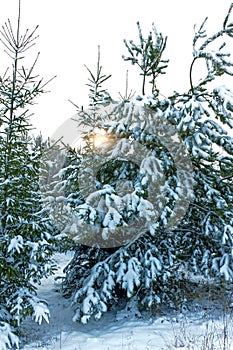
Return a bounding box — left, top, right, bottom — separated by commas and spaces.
46, 48, 115, 296
62, 8, 233, 323
0, 3, 55, 348
38, 136, 75, 253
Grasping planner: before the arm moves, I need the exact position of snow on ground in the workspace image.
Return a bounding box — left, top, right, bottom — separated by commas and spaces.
20, 253, 233, 350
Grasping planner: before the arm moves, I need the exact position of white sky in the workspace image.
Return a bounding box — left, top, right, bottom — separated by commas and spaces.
0, 0, 233, 138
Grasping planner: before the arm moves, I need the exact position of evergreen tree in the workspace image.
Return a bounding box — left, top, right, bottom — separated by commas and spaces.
0, 2, 55, 348
59, 6, 233, 323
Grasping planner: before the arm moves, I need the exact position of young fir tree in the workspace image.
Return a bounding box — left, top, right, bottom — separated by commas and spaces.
39, 137, 71, 241
59, 7, 233, 324
0, 3, 55, 348
44, 48, 115, 297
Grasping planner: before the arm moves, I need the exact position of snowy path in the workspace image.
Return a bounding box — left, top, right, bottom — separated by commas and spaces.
20, 253, 233, 350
